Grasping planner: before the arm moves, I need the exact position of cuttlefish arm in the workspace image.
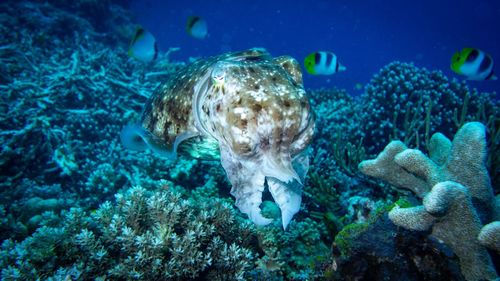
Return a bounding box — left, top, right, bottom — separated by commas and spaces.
267, 178, 302, 229
268, 150, 309, 229
220, 146, 273, 226
220, 146, 309, 229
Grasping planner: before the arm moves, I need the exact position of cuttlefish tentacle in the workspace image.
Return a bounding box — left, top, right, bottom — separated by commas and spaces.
220, 144, 310, 229
291, 149, 310, 183
220, 146, 273, 226
268, 149, 310, 229
267, 177, 302, 230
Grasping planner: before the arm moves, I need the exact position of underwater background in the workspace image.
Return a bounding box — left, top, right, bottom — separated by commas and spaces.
130, 0, 500, 93
0, 0, 499, 280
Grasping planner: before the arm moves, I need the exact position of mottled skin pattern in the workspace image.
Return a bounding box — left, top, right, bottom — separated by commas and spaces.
140, 49, 314, 228
142, 54, 217, 152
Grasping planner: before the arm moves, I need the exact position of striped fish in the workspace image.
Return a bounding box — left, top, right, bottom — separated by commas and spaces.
451, 48, 497, 80
304, 51, 346, 75
128, 27, 158, 63
186, 16, 208, 39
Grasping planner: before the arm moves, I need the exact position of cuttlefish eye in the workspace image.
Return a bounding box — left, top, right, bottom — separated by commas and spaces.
213, 74, 224, 83
211, 63, 227, 85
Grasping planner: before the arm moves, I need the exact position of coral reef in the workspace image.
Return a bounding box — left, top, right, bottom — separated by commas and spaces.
0, 0, 184, 233
0, 1, 498, 280
0, 178, 336, 280
255, 214, 331, 280
1, 185, 257, 280
359, 122, 499, 281
359, 62, 499, 188
478, 221, 500, 253
328, 202, 465, 281
308, 88, 365, 177
305, 87, 385, 242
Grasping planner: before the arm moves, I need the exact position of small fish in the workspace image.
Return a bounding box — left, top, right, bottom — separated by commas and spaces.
304, 51, 346, 75
451, 48, 496, 80
128, 27, 158, 63
186, 16, 208, 39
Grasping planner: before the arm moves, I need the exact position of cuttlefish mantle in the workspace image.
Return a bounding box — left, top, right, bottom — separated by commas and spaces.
121, 48, 315, 229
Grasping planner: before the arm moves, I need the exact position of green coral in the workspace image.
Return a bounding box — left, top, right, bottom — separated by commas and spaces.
305, 172, 341, 212
334, 222, 369, 257
307, 88, 365, 176
332, 198, 410, 258
376, 198, 414, 217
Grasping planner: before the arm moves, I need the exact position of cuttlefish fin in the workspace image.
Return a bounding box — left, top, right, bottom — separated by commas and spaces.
219, 146, 272, 226
120, 124, 198, 159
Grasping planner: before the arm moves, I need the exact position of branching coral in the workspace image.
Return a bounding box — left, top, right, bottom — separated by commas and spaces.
359, 122, 499, 281
305, 87, 386, 243
308, 88, 365, 176
0, 0, 185, 236
478, 221, 500, 253
254, 216, 331, 280
359, 62, 499, 187
1, 185, 258, 280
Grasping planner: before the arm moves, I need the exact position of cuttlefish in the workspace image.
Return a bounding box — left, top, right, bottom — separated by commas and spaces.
121, 49, 315, 229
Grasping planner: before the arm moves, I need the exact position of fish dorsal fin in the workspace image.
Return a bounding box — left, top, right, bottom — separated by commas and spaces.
130, 27, 145, 45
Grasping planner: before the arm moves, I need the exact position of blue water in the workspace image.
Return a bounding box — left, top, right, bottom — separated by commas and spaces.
130, 0, 500, 94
